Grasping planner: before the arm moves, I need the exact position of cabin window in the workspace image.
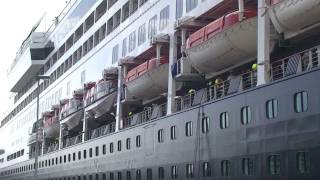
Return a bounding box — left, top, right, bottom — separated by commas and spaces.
202, 116, 209, 133
122, 2, 130, 22
171, 166, 178, 179
221, 160, 231, 176
297, 151, 310, 174
95, 0, 107, 22
268, 154, 281, 175
68, 154, 71, 162
107, 17, 114, 34
78, 151, 81, 160
89, 148, 93, 158
158, 129, 164, 143
220, 112, 229, 129
159, 6, 170, 30
122, 38, 127, 57
114, 10, 121, 29
126, 171, 131, 180
186, 121, 193, 137
85, 12, 94, 32
58, 44, 65, 59
147, 168, 152, 180
118, 140, 122, 151
241, 106, 252, 125
118, 172, 122, 180
203, 162, 211, 177
130, 0, 139, 14
83, 150, 87, 159
242, 158, 254, 176
266, 99, 278, 119
138, 24, 146, 46
170, 126, 176, 140
148, 15, 157, 39
95, 146, 99, 156
99, 24, 106, 42
66, 35, 73, 51
108, 0, 118, 9
110, 142, 114, 153
94, 29, 100, 46
89, 175, 93, 180
103, 173, 107, 180
294, 91, 308, 113
60, 156, 62, 163
176, 0, 183, 19
103, 144, 106, 154
186, 0, 198, 12
136, 135, 141, 147
126, 138, 131, 150
112, 44, 119, 64
110, 172, 114, 180
88, 36, 94, 52
129, 31, 136, 52
74, 25, 83, 43
158, 167, 164, 180
64, 155, 66, 163
139, 0, 147, 6
73, 153, 76, 161
186, 163, 194, 178
136, 169, 141, 180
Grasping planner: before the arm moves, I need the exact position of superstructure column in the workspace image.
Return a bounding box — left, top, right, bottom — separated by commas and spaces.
115, 65, 124, 132
58, 124, 63, 150
257, 0, 271, 85
82, 113, 87, 142
167, 33, 177, 115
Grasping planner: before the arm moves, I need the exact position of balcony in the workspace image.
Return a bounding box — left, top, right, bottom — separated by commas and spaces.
8, 32, 54, 92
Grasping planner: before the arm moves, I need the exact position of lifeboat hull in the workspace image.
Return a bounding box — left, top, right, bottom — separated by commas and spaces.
269, 0, 320, 38
186, 17, 257, 75
44, 121, 60, 138
126, 64, 169, 101
85, 91, 117, 118
60, 109, 84, 130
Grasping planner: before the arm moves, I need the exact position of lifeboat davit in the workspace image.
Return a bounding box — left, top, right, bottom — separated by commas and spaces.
42, 110, 59, 138
125, 57, 170, 101
186, 10, 258, 74
60, 89, 84, 130
269, 0, 320, 38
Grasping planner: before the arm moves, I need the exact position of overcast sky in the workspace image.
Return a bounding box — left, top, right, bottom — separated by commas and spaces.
0, 0, 67, 116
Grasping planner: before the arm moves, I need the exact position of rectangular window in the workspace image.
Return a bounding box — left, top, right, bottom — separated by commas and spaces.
176, 0, 183, 19
122, 38, 127, 57
126, 171, 131, 180
78, 151, 81, 160
112, 44, 119, 64
118, 172, 122, 180
110, 143, 114, 153
130, 0, 139, 14
89, 148, 93, 158
114, 10, 121, 29
186, 163, 194, 178
202, 116, 209, 133
129, 31, 136, 52
110, 172, 114, 180
138, 24, 146, 46
220, 112, 229, 129
95, 146, 99, 156
95, 0, 107, 22
171, 166, 178, 179
203, 162, 211, 177
147, 168, 152, 180
118, 140, 122, 151
102, 144, 106, 155
241, 106, 252, 125
221, 160, 231, 176
186, 121, 193, 137
242, 158, 254, 176
158, 129, 164, 143
170, 126, 176, 140
266, 99, 278, 119
85, 13, 94, 32
268, 154, 281, 175
136, 135, 141, 147
139, 0, 147, 6
294, 91, 308, 113
186, 0, 198, 12
83, 150, 87, 159
297, 151, 310, 174
136, 169, 141, 180
122, 2, 130, 22
126, 138, 131, 150
159, 6, 170, 30
108, 0, 118, 9
148, 15, 157, 39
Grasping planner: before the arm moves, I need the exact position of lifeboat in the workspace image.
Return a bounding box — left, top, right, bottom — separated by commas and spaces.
84, 68, 118, 118
42, 109, 59, 138
125, 57, 170, 101
60, 89, 84, 130
185, 10, 258, 74
269, 0, 320, 38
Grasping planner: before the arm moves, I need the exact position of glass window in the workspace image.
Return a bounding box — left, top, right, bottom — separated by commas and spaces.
186, 0, 198, 12
186, 121, 193, 137
112, 44, 119, 64
78, 151, 81, 160
268, 154, 281, 175
241, 106, 252, 125
103, 144, 106, 154
147, 168, 152, 180
221, 160, 231, 176
89, 148, 93, 158
158, 167, 164, 180
136, 169, 141, 180
122, 2, 130, 22
126, 138, 131, 150
129, 31, 136, 52
202, 116, 209, 133
203, 162, 211, 177
186, 163, 194, 178
138, 24, 146, 46
126, 171, 131, 180
297, 151, 310, 174
118, 140, 122, 151
110, 172, 114, 180
139, 0, 147, 6
118, 172, 122, 180
110, 143, 114, 153
158, 129, 164, 143
266, 99, 278, 119
159, 6, 170, 30
136, 135, 141, 147
171, 166, 178, 179
83, 150, 87, 159
122, 38, 127, 57
220, 112, 229, 129
242, 158, 254, 176
294, 91, 308, 113
95, 146, 99, 156
148, 15, 157, 39
170, 126, 176, 140
176, 0, 183, 19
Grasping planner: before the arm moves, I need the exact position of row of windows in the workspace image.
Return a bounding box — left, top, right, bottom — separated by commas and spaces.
2, 0, 151, 127
6, 149, 24, 162
3, 151, 310, 178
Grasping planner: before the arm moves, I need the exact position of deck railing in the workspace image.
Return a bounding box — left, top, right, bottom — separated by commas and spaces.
86, 122, 115, 140
63, 134, 82, 148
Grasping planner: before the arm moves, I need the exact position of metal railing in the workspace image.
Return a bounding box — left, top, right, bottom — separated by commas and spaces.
45, 142, 59, 154
271, 46, 320, 81
86, 122, 116, 140
63, 134, 82, 148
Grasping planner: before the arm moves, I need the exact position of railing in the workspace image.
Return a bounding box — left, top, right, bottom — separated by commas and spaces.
45, 142, 59, 154
271, 46, 320, 81
63, 134, 82, 148
86, 122, 116, 140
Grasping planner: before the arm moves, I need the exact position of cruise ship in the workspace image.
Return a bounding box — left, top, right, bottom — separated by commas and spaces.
1, 0, 320, 179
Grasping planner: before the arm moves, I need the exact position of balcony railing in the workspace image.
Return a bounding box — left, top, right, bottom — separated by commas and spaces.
86, 122, 116, 140
63, 134, 82, 148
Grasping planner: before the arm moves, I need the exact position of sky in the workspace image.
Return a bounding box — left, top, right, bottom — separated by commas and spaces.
0, 0, 68, 117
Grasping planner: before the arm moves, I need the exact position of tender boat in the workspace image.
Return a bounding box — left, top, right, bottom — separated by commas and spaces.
186, 10, 258, 75
269, 0, 320, 38
42, 110, 59, 138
